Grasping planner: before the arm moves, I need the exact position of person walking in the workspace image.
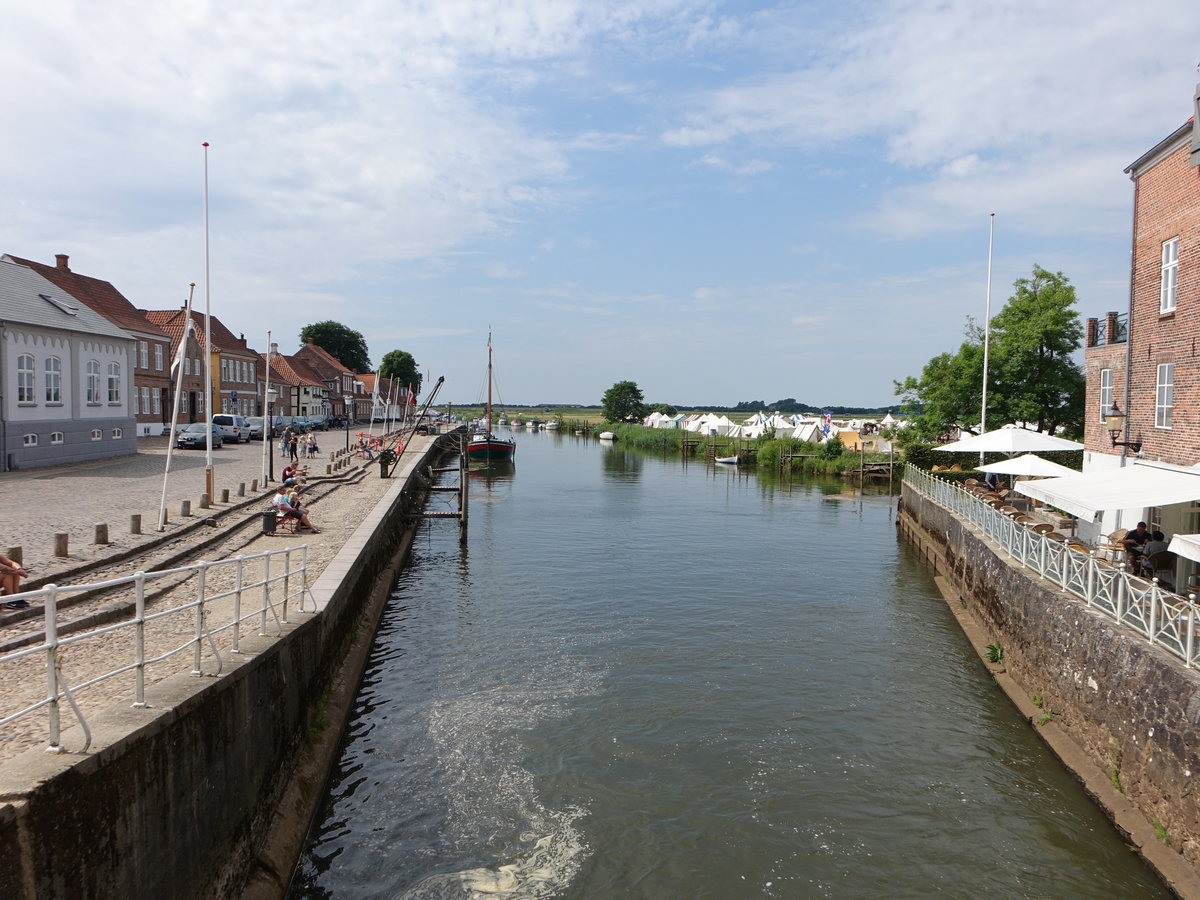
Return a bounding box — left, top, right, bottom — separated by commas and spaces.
288, 432, 300, 463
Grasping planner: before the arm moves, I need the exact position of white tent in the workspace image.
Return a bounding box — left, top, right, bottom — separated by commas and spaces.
1014, 463, 1200, 521
976, 454, 1079, 478
936, 425, 1083, 455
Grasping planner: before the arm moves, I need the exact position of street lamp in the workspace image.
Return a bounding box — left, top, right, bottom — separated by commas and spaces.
344, 393, 353, 451
1104, 403, 1142, 454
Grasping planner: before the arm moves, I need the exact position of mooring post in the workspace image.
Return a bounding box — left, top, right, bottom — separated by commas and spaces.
5, 547, 22, 565
130, 514, 142, 535
181, 500, 192, 517
94, 523, 109, 545
221, 488, 230, 504
199, 493, 210, 510
53, 533, 69, 557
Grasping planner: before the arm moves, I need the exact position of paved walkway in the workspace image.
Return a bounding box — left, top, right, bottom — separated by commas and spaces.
0, 435, 346, 583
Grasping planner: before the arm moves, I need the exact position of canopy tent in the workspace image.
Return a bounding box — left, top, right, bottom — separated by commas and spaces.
976, 454, 1080, 478
1167, 534, 1200, 565
1013, 463, 1200, 521
936, 426, 1084, 455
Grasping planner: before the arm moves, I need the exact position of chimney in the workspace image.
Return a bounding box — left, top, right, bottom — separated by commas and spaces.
55, 254, 69, 272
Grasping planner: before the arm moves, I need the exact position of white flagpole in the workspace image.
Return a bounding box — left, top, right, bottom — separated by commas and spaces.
980, 212, 995, 467
158, 283, 196, 531
202, 141, 215, 501
261, 330, 272, 487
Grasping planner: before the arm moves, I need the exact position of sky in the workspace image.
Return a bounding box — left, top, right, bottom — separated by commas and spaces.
2, 1, 1199, 409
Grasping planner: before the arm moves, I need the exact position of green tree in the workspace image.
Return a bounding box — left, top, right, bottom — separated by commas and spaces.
379, 349, 421, 394
894, 264, 1084, 444
602, 380, 646, 423
648, 402, 678, 416
299, 321, 371, 373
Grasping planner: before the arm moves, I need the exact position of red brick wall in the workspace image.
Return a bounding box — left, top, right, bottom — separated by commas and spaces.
1118, 138, 1200, 465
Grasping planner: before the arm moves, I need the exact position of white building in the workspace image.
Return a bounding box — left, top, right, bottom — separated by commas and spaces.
0, 259, 136, 470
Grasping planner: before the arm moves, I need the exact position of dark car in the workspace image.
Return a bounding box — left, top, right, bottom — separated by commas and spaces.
176, 423, 223, 449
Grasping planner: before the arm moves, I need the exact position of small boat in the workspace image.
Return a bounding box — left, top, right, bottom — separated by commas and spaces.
467, 332, 516, 465
715, 455, 739, 465
599, 431, 616, 441
544, 420, 560, 430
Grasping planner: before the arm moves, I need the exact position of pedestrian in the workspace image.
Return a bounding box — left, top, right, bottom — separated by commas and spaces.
1, 554, 30, 609
279, 427, 291, 457
289, 432, 300, 462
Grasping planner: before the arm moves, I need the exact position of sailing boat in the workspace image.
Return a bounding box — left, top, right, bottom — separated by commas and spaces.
467, 332, 516, 464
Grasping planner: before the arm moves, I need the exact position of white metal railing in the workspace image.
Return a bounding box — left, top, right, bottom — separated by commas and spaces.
0, 545, 313, 754
904, 464, 1199, 668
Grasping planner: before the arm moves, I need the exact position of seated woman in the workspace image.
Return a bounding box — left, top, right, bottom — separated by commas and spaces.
1, 554, 30, 609
272, 489, 320, 533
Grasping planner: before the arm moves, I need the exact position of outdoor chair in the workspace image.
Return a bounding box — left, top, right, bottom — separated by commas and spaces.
263, 508, 300, 535
1032, 523, 1054, 535
1013, 514, 1036, 526
999, 505, 1020, 516
1043, 531, 1066, 542
1147, 550, 1177, 589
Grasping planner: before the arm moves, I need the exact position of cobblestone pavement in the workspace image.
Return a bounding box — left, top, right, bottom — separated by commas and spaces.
0, 435, 345, 583
0, 434, 449, 763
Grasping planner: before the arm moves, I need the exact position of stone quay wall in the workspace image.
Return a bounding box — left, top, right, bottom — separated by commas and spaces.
0, 432, 461, 900
899, 483, 1200, 888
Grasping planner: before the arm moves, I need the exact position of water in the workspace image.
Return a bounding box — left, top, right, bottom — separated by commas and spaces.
290, 432, 1166, 898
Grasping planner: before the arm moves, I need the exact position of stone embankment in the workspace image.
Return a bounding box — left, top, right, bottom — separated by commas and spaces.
0, 430, 463, 899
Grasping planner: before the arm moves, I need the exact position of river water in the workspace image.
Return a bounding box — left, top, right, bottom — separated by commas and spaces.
289, 431, 1167, 898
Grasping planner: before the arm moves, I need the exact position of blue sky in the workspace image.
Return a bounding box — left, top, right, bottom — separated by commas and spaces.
2, 0, 1199, 407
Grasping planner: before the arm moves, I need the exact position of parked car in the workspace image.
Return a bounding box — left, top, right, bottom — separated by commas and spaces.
212, 414, 250, 443
176, 423, 223, 449
245, 417, 266, 440
306, 416, 328, 431
283, 416, 310, 433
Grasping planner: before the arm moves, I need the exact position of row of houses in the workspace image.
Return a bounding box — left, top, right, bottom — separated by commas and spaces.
0, 253, 409, 471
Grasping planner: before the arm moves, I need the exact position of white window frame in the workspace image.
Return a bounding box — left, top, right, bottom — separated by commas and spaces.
90, 428, 102, 441
112, 427, 123, 439
1156, 362, 1174, 428
1161, 237, 1179, 314
155, 344, 164, 371
86, 360, 101, 404
139, 340, 149, 369
44, 356, 62, 404
17, 353, 35, 403
1099, 368, 1112, 422
50, 431, 63, 445
23, 433, 37, 447
153, 389, 161, 415
107, 362, 121, 403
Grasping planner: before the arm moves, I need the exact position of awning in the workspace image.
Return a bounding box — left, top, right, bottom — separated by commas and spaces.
1012, 463, 1200, 521
1168, 534, 1200, 565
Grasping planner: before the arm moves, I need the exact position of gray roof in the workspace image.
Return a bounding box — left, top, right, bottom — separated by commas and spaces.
0, 258, 132, 341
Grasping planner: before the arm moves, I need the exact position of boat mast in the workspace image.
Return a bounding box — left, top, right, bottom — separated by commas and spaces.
487, 330, 493, 433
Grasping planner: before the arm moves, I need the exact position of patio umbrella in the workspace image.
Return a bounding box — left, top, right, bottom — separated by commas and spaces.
934, 425, 1084, 455
975, 453, 1080, 478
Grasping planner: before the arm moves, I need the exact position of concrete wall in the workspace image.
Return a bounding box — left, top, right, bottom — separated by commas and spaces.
899, 484, 1200, 876
0, 433, 459, 900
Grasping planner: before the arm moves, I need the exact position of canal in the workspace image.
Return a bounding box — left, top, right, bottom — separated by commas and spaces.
289, 430, 1166, 898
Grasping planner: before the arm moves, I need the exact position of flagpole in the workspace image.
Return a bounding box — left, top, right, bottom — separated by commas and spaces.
980, 212, 995, 467
261, 330, 272, 487
158, 283, 196, 531
202, 141, 215, 501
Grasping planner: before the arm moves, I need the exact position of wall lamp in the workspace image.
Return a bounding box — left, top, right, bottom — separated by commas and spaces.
1104, 403, 1142, 453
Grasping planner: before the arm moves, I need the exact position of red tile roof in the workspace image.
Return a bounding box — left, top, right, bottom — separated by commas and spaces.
4, 253, 169, 338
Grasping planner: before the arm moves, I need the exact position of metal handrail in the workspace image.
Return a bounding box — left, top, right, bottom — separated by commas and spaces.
0, 545, 311, 754
904, 464, 1198, 668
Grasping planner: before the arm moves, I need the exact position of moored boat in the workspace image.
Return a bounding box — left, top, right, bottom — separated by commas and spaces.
467, 332, 515, 465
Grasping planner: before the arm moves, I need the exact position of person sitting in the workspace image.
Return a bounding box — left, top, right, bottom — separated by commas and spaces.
281, 463, 308, 487
0, 554, 30, 609
1136, 530, 1170, 576
1123, 521, 1153, 569
272, 489, 320, 533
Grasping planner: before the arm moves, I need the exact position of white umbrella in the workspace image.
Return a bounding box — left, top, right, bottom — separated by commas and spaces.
975, 453, 1079, 478
935, 425, 1083, 455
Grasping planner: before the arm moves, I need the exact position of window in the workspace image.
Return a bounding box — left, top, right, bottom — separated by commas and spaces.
139, 340, 149, 369
1099, 368, 1112, 422
107, 362, 121, 403
153, 389, 161, 415
140, 385, 151, 416
112, 428, 123, 439
198, 392, 206, 414
1156, 362, 1174, 428
23, 433, 37, 447
17, 354, 34, 403
86, 360, 101, 403
50, 432, 63, 445
44, 357, 62, 403
90, 429, 102, 441
1161, 238, 1179, 313
155, 344, 164, 371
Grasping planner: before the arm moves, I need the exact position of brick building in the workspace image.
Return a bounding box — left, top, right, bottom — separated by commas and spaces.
293, 340, 365, 420
4, 253, 172, 437
144, 307, 261, 419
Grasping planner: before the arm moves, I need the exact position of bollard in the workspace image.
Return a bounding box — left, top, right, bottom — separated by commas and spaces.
326, 464, 332, 475
251, 479, 258, 493
53, 532, 68, 558
5, 547, 22, 565
130, 514, 142, 535
94, 523, 109, 545
221, 489, 230, 504
239, 482, 247, 496
199, 492, 210, 510
181, 500, 192, 517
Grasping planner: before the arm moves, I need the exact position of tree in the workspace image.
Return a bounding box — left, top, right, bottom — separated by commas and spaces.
894, 264, 1085, 444
299, 321, 371, 374
648, 402, 678, 416
601, 381, 646, 423
379, 350, 421, 394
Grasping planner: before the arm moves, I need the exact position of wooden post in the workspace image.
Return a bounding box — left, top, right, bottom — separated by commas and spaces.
251, 479, 259, 493
94, 523, 109, 545
5, 547, 22, 565
221, 488, 230, 504
181, 500, 192, 517
130, 514, 142, 535
238, 482, 246, 497
53, 533, 68, 557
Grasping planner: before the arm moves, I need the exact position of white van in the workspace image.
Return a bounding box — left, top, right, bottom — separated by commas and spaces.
212, 414, 250, 443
